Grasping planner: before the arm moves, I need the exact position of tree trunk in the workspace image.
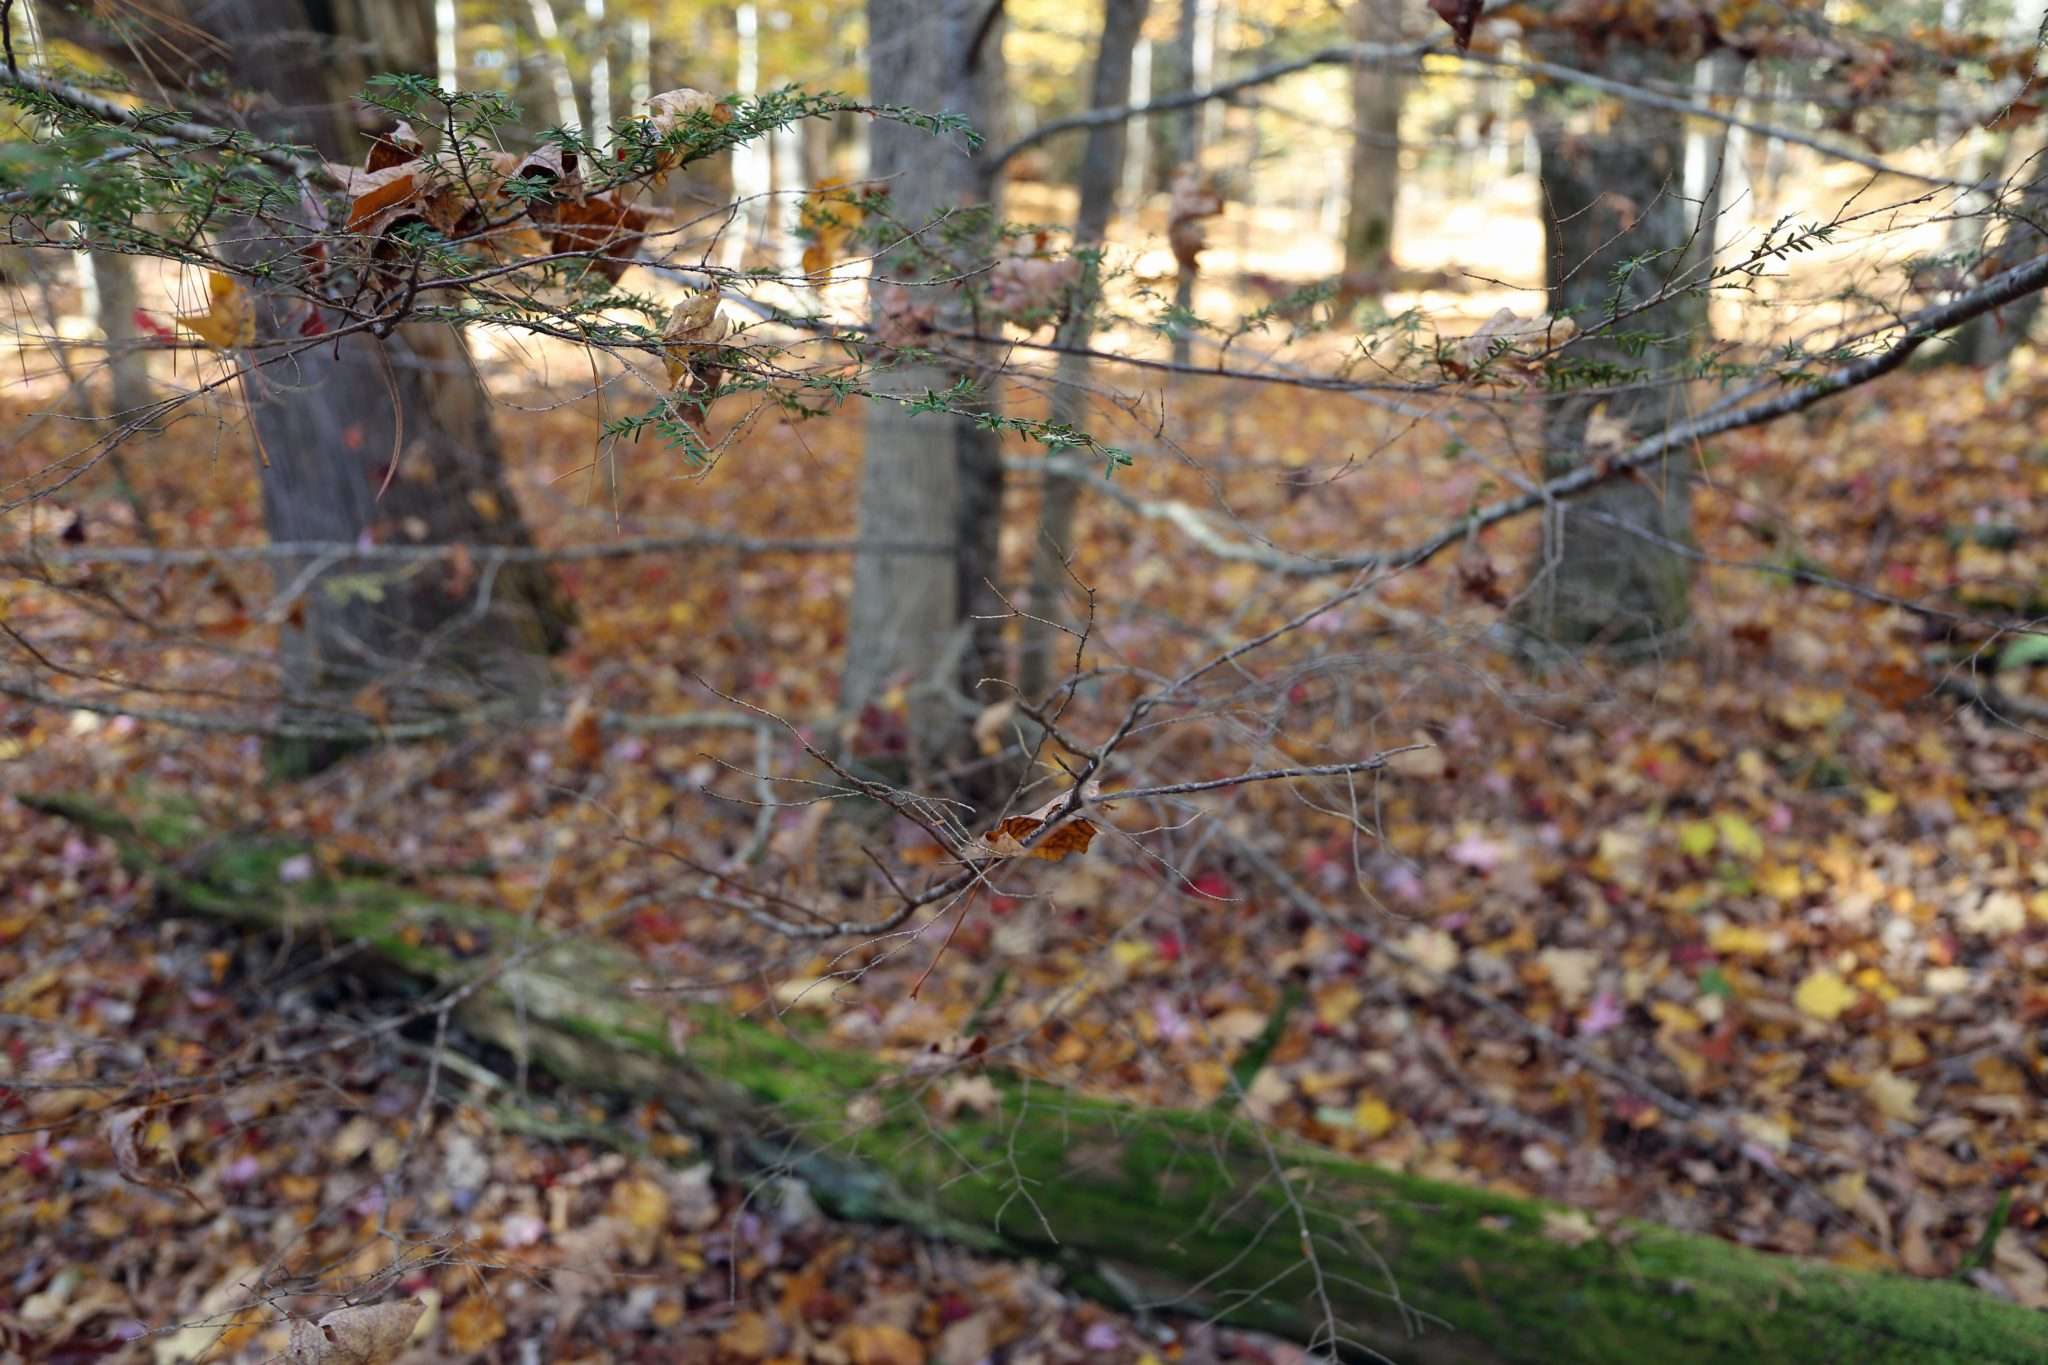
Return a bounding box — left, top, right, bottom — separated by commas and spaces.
523, 0, 589, 136
841, 0, 1006, 781
1167, 0, 1209, 367
1021, 0, 1150, 700
201, 0, 571, 771
1340, 0, 1404, 302
1515, 46, 1702, 652
1948, 11, 2048, 375
38, 791, 2048, 1365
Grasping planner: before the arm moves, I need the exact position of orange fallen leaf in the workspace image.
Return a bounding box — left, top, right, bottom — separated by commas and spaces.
444, 1293, 505, 1354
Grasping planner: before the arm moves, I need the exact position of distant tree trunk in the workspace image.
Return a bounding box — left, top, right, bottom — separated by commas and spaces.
434, 0, 459, 90
1340, 0, 1404, 303
523, 0, 588, 136
203, 0, 571, 771
1021, 0, 1149, 700
1167, 0, 1208, 366
1122, 39, 1153, 207
1515, 46, 1702, 651
724, 2, 767, 268
842, 0, 1006, 785
583, 0, 612, 150
87, 244, 158, 543
1946, 0, 2048, 366
1963, 134, 2048, 364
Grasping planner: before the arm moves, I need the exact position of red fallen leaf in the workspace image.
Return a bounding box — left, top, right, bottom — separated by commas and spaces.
1670, 939, 1714, 968
131, 308, 175, 341
1155, 931, 1183, 963
1429, 0, 1485, 50
1186, 869, 1233, 900
298, 308, 327, 338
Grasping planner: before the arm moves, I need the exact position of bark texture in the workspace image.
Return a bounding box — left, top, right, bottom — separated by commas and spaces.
1518, 45, 1703, 651
36, 790, 2048, 1365
842, 0, 1006, 775
198, 0, 571, 771
1341, 0, 1405, 298
1021, 0, 1149, 699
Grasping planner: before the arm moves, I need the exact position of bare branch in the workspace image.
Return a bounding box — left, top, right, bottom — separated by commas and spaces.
987, 38, 1989, 191
1046, 247, 2048, 579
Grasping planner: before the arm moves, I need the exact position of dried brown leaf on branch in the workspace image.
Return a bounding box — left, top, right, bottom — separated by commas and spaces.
877, 284, 938, 346
646, 87, 734, 136
662, 285, 732, 396
363, 120, 423, 173
284, 1300, 425, 1365
544, 193, 656, 282
1429, 0, 1486, 51
1438, 306, 1576, 382
979, 785, 1108, 861
1167, 167, 1225, 274
984, 243, 1082, 328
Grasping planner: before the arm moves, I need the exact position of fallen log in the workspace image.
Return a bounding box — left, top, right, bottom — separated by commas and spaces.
29, 794, 2047, 1364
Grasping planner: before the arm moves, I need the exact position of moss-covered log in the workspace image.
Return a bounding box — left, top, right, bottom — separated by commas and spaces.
30, 794, 2048, 1365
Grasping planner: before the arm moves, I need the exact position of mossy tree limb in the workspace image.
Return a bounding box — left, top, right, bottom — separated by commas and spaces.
29, 794, 2048, 1365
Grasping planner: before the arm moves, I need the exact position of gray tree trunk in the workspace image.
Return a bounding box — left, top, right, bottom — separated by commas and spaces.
198, 0, 571, 771
87, 245, 159, 543
1020, 0, 1150, 700
1950, 129, 2048, 366
1516, 44, 1703, 651
1341, 0, 1404, 300
1166, 0, 1208, 367
841, 0, 1006, 781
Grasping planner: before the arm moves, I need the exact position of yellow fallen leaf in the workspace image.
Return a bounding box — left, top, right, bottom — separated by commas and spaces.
1757, 861, 1804, 903
1794, 969, 1858, 1022
719, 1310, 776, 1360
1109, 940, 1151, 970
1354, 1095, 1397, 1139
175, 270, 255, 350
1865, 1067, 1920, 1122
1709, 924, 1775, 956
1711, 813, 1759, 860
609, 1174, 670, 1264
1735, 1112, 1791, 1151
839, 1322, 924, 1365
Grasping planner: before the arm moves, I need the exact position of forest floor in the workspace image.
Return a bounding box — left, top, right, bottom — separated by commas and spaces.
5, 311, 2048, 1359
